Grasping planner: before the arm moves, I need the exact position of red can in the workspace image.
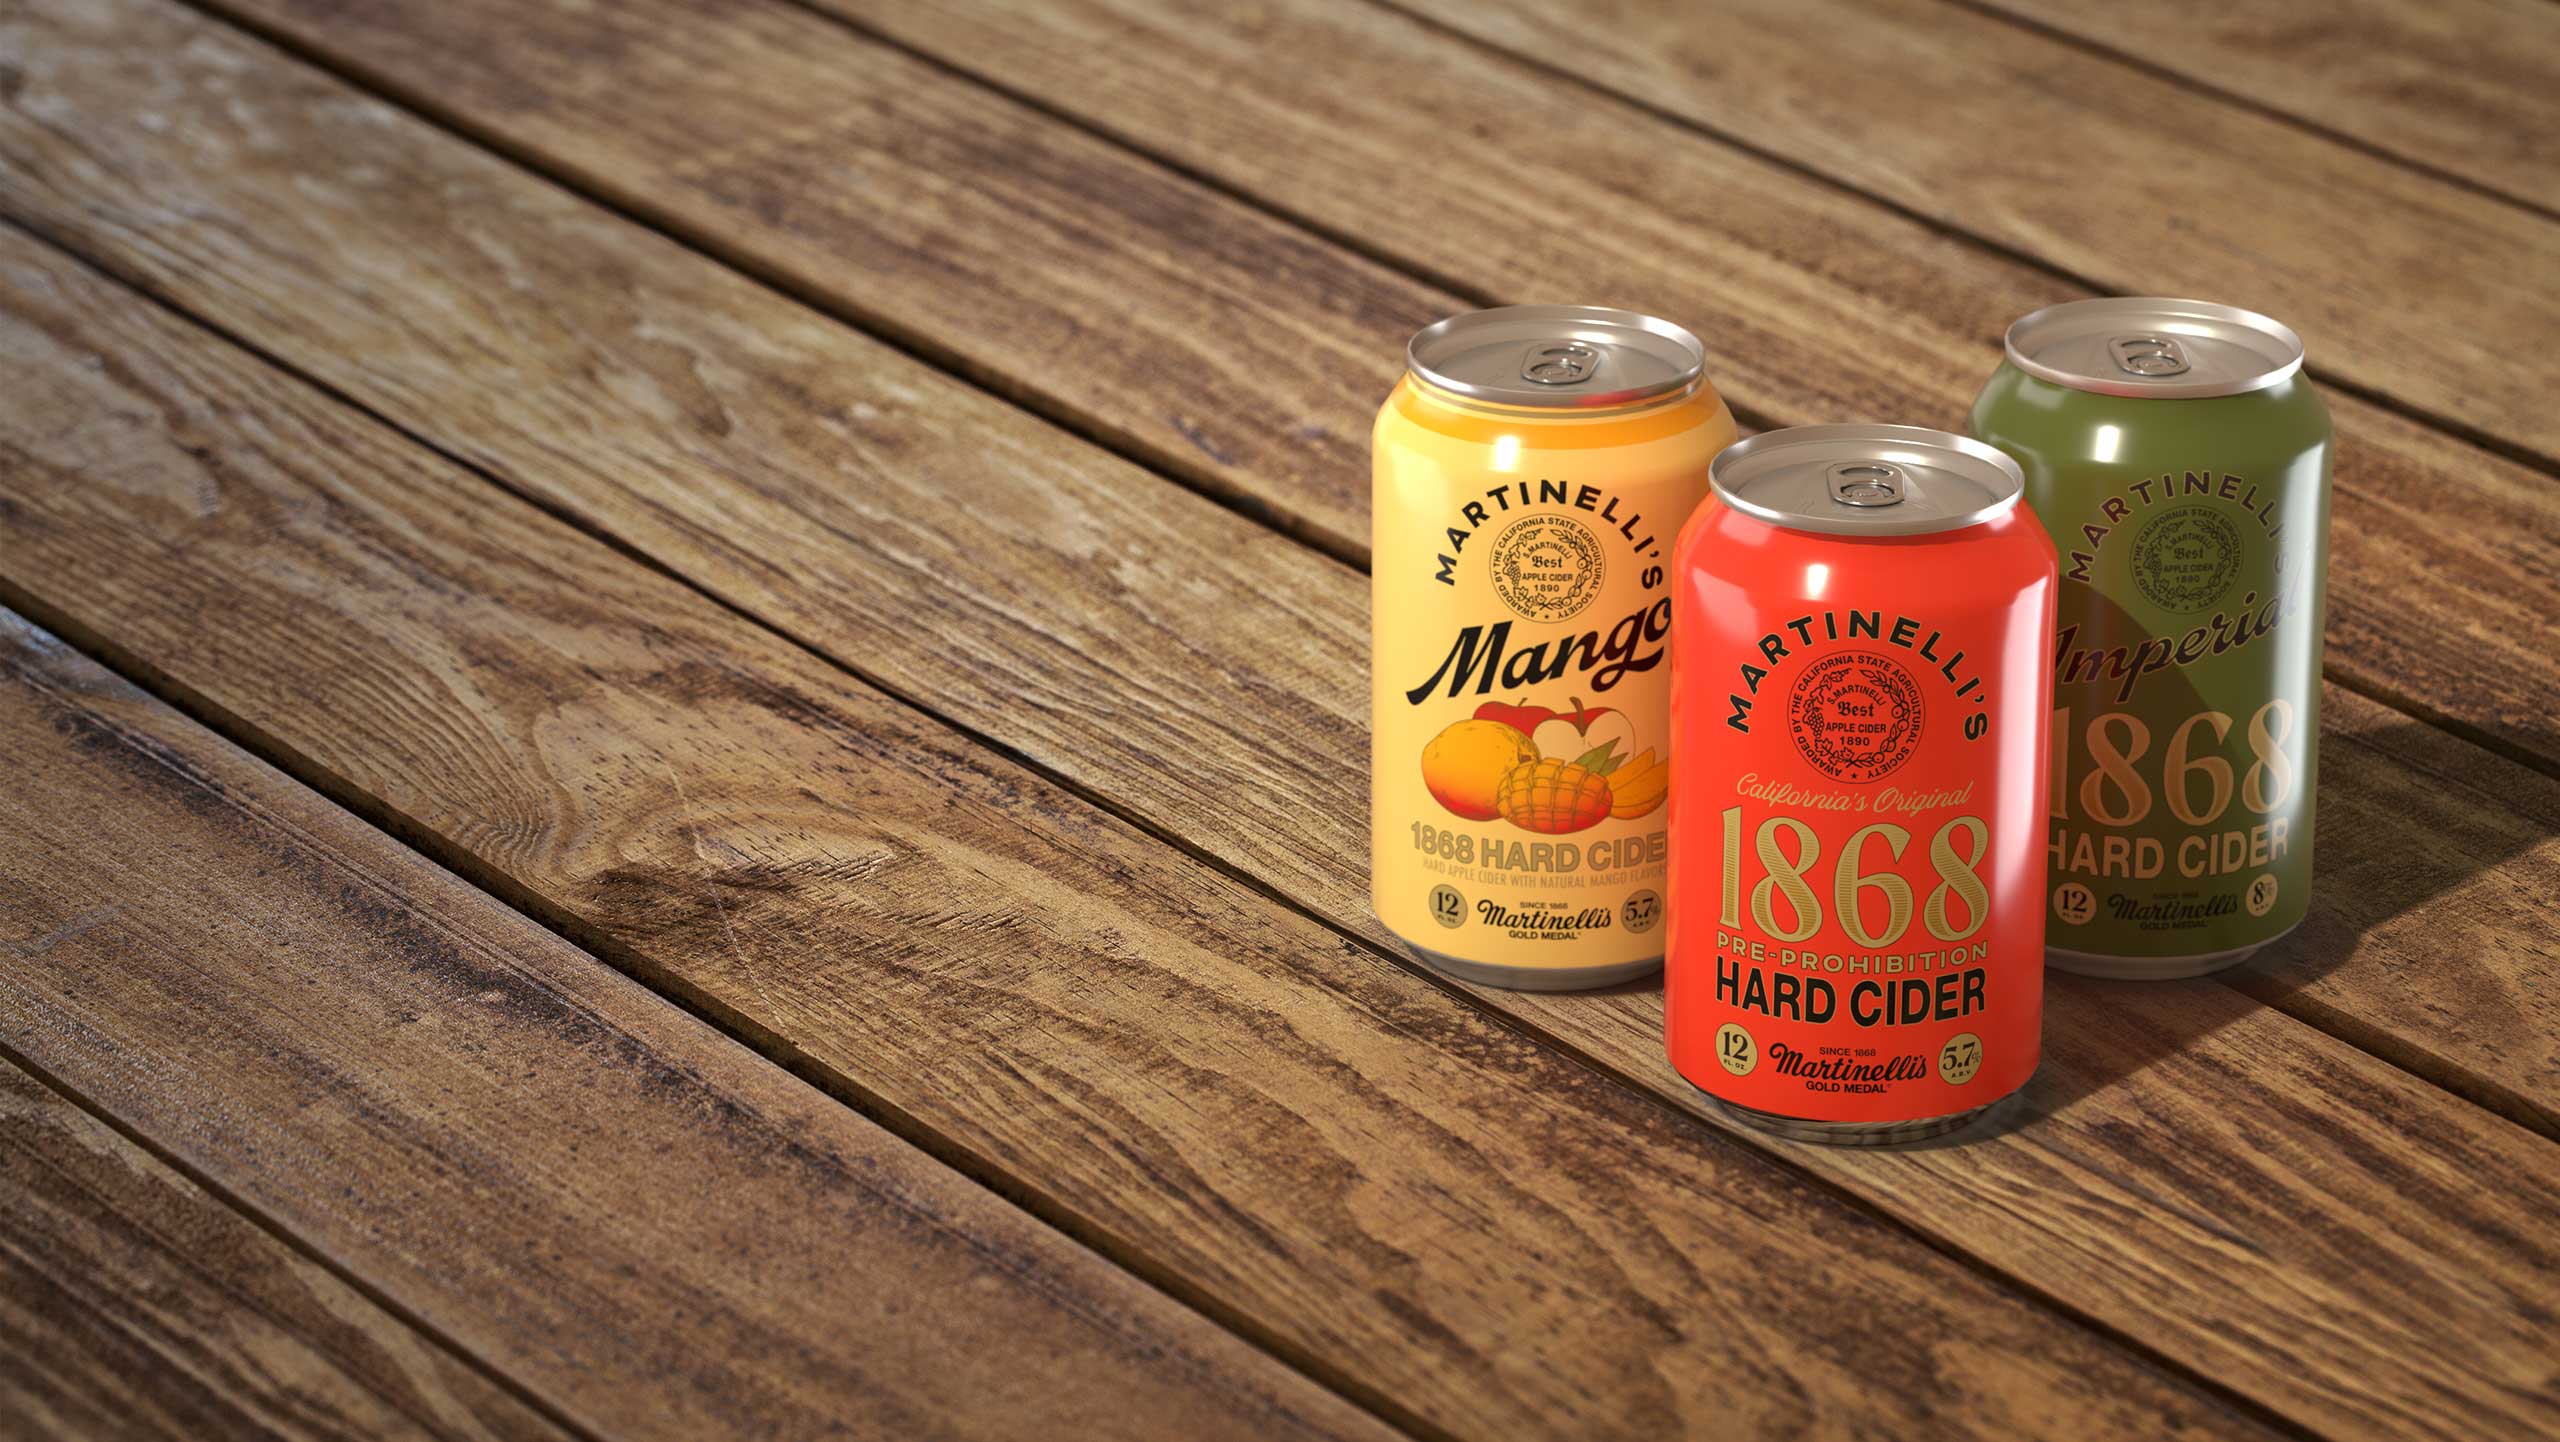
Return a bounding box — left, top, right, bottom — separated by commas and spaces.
1667, 426, 2056, 1144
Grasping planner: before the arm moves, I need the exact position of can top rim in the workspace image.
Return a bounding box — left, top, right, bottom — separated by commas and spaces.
1710, 425, 2024, 537
1407, 305, 1705, 410
2004, 297, 2305, 399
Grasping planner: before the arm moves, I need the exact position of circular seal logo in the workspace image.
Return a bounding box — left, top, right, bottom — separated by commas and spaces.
1788, 651, 1924, 783
1488, 514, 1604, 622
2131, 505, 2242, 613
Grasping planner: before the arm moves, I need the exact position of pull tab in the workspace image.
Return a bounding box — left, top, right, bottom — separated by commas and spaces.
1521, 341, 1599, 386
2109, 334, 2191, 378
1827, 462, 1903, 507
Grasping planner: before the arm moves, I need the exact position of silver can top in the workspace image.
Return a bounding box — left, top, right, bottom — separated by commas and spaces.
1407, 305, 1705, 409
1710, 425, 2024, 538
2004, 297, 2305, 399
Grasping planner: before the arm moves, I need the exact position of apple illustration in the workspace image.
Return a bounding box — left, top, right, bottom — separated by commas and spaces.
1472, 697, 1555, 736
1530, 697, 1639, 773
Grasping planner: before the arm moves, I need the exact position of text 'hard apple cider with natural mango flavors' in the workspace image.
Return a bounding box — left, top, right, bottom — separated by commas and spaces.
1372, 307, 1735, 990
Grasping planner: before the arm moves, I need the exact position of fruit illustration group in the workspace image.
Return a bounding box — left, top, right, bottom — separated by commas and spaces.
1421, 718, 1541, 821
1495, 758, 1615, 834
1423, 696, 1660, 834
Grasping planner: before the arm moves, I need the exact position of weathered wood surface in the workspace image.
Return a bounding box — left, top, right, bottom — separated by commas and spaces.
1497, 966, 2560, 1442
11, 0, 2549, 1130
1363, 0, 2560, 455
1977, 0, 2560, 214
184, 0, 2560, 780
0, 230, 2274, 1442
3, 47, 2557, 1442
198, 0, 1434, 563
4, 0, 2554, 1437
0, 615, 1401, 1442
0, 1059, 572, 1442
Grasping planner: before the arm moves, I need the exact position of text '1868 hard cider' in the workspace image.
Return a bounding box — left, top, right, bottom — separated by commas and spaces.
1373, 307, 1735, 990
1666, 427, 2056, 1144
1972, 299, 2332, 979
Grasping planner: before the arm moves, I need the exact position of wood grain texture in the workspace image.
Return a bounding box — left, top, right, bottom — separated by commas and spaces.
165, 0, 2560, 777
1972, 0, 2560, 214
0, 0, 1376, 934
210, 0, 1440, 563
0, 232, 2268, 1442
1497, 963, 2560, 1442
817, 0, 2560, 772
1365, 0, 2560, 456
0, 627, 1403, 1442
27, 0, 2542, 1111
0, 1059, 570, 1442
0, 8, 2549, 1434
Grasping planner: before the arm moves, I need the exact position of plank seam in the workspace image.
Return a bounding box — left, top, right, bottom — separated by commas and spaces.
1345, 0, 2560, 480
4, 640, 1407, 1442
1937, 0, 2560, 225
0, 1033, 616, 1442
0, 227, 2414, 1442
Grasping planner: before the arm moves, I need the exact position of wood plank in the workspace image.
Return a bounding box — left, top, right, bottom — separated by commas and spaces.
0, 231, 2268, 1442
0, 627, 1404, 1441
1356, 0, 2560, 455
199, 0, 1437, 565
167, 0, 2560, 782
1496, 966, 2560, 1442
0, 1058, 571, 1442
1970, 0, 2560, 215
33, 0, 2546, 1118
0, 8, 2549, 1434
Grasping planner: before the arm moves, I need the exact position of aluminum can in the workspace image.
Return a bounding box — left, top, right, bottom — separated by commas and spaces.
1970, 299, 2331, 980
1666, 426, 2056, 1144
1373, 306, 1736, 990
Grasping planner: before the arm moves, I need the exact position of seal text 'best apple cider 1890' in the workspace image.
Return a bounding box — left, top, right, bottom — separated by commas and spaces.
1373, 307, 1734, 990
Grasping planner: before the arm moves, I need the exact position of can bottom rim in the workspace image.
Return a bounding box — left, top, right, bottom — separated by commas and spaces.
1395, 939, 1661, 993
1705, 1092, 2006, 1148
2047, 917, 2304, 981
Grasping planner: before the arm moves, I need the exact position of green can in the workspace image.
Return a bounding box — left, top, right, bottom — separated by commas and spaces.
1969, 299, 2331, 979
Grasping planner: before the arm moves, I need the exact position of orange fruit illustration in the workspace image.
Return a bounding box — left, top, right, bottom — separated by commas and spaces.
1495, 758, 1614, 834
1422, 718, 1539, 820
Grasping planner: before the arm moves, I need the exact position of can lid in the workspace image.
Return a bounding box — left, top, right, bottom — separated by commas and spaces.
1407, 305, 1705, 409
1710, 425, 2023, 537
2004, 297, 2304, 399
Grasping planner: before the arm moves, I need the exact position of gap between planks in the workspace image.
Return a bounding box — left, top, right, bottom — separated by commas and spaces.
1935, 0, 2560, 225
0, 1031, 613, 1442
1338, 0, 2560, 480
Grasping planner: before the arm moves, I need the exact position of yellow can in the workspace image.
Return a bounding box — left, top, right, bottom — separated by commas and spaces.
1372, 307, 1735, 989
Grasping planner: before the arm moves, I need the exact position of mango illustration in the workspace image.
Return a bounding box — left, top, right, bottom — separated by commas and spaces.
1422, 718, 1539, 821
1495, 757, 1613, 834
1606, 748, 1668, 820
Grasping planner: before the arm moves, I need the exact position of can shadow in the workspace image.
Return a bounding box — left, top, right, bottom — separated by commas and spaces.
1966, 716, 2560, 1135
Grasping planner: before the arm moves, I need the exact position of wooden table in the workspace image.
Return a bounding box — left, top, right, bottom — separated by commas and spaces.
2, 2, 2553, 1438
